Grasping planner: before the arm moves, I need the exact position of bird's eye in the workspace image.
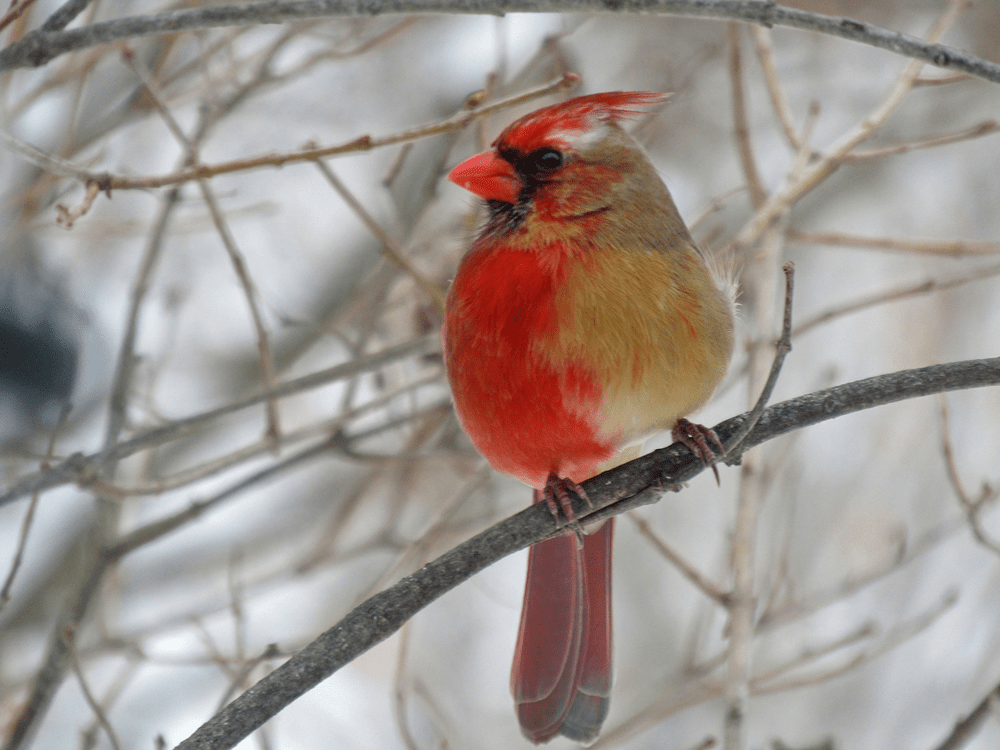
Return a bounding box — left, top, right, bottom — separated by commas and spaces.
528, 148, 563, 175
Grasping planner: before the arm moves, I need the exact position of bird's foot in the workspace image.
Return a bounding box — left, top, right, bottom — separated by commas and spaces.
672, 418, 725, 485
538, 472, 591, 547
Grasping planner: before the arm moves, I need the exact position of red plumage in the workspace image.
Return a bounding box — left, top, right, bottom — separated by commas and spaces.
444, 91, 734, 744
444, 241, 614, 488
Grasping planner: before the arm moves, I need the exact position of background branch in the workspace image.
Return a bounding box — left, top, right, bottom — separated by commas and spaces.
0, 0, 998, 83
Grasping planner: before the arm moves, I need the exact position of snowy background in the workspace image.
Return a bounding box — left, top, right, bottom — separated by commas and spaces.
1, 2, 1000, 749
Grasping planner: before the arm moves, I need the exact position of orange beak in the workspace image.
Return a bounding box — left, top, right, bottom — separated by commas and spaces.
448, 151, 521, 204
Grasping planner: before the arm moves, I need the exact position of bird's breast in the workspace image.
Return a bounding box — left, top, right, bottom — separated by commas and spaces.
444, 242, 615, 486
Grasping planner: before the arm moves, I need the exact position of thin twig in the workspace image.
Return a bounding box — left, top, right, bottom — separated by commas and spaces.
120, 44, 189, 144
631, 515, 730, 606
753, 590, 958, 694
688, 187, 746, 234
87, 371, 442, 499
750, 26, 802, 151
365, 462, 491, 597
840, 119, 1000, 161
269, 18, 418, 83
392, 624, 420, 750
0, 73, 581, 192
67, 626, 124, 750
79, 656, 142, 750
124, 46, 284, 443
197, 181, 282, 442
794, 261, 1000, 337
748, 621, 877, 688
784, 100, 820, 180
593, 681, 724, 748
914, 72, 971, 87
54, 179, 99, 227
314, 160, 446, 311
105, 435, 344, 560
0, 403, 71, 611
788, 228, 1000, 256
0, 127, 96, 180
728, 23, 766, 210
723, 210, 789, 750
733, 0, 968, 250
940, 399, 1000, 558
724, 261, 794, 458
0, 0, 40, 33
105, 188, 181, 449
229, 552, 248, 666
930, 680, 1000, 750
101, 401, 450, 561
0, 335, 437, 509
757, 518, 964, 631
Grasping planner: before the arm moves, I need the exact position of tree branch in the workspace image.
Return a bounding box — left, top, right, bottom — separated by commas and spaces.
1, 0, 998, 85
930, 679, 1000, 750
0, 335, 437, 509
173, 356, 1000, 750
0, 72, 579, 191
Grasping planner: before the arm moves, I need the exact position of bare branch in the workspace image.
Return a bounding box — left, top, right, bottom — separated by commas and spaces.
840, 119, 1000, 161
794, 261, 1000, 337
748, 622, 877, 690
631, 515, 730, 606
39, 0, 96, 32
757, 518, 963, 631
0, 404, 70, 611
728, 23, 766, 210
733, 0, 967, 251
750, 25, 802, 151
724, 261, 794, 456
314, 160, 446, 310
0, 335, 437, 509
788, 229, 1000, 257
124, 44, 283, 441
940, 399, 1000, 558
754, 590, 958, 694
54, 179, 99, 227
172, 356, 1000, 750
930, 680, 1000, 750
0, 0, 41, 34
0, 73, 580, 193
68, 627, 124, 750
197, 181, 283, 442
1, 1, 999, 86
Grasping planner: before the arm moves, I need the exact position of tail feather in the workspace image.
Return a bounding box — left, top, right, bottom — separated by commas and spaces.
562, 519, 613, 743
512, 517, 614, 744
511, 531, 583, 704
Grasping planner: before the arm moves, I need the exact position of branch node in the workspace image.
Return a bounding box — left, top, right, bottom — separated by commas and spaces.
55, 180, 101, 228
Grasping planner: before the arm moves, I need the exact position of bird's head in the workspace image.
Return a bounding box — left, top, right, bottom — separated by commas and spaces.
448, 92, 668, 234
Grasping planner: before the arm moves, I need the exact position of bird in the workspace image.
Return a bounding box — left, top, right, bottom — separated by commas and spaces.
442, 91, 734, 744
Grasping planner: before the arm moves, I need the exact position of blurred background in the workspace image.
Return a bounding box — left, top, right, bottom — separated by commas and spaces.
1, 1, 999, 749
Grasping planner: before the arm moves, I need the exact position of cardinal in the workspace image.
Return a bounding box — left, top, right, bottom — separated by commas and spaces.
443, 91, 734, 744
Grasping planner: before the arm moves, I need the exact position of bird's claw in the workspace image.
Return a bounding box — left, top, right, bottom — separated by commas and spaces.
539, 472, 590, 548
672, 418, 724, 485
